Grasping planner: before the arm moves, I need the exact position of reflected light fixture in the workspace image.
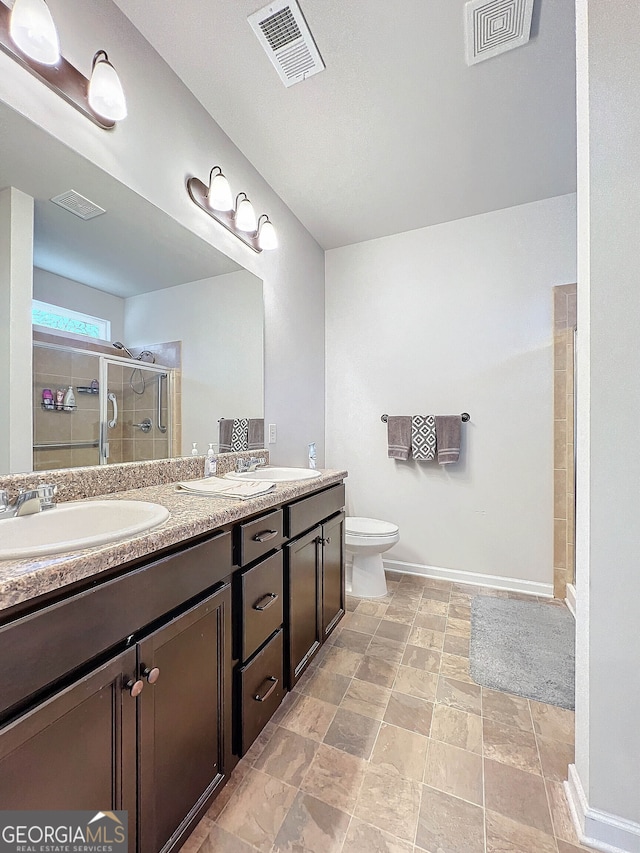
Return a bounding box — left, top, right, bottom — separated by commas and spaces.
207, 166, 233, 211
186, 169, 277, 253
9, 0, 59, 65
0, 0, 126, 129
88, 50, 127, 122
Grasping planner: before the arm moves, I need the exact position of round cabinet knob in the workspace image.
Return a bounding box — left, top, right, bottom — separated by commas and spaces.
143, 666, 160, 684
127, 678, 144, 697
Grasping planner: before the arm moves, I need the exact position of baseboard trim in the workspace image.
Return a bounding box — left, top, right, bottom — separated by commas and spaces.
565, 764, 640, 852
565, 582, 576, 618
382, 559, 553, 598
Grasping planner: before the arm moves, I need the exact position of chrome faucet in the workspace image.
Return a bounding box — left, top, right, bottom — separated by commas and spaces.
236, 457, 267, 473
0, 484, 58, 519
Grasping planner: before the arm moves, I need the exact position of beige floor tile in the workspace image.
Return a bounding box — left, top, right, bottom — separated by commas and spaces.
446, 617, 471, 638
401, 644, 441, 673
354, 655, 399, 688
421, 586, 451, 603
301, 742, 367, 813
485, 809, 558, 853
383, 691, 433, 737
443, 633, 470, 656
439, 652, 473, 683
413, 612, 447, 633
392, 665, 438, 701
280, 694, 337, 742
355, 600, 388, 618
354, 765, 421, 842
181, 816, 214, 853
530, 700, 575, 745
537, 735, 574, 782
448, 591, 472, 606
348, 613, 382, 634
481, 687, 533, 732
391, 591, 422, 609
556, 840, 593, 853
375, 619, 412, 643
430, 703, 483, 754
323, 708, 381, 759
384, 604, 418, 625
270, 691, 301, 726
299, 667, 351, 706
370, 722, 429, 781
484, 758, 554, 835
436, 676, 482, 715
366, 635, 406, 664
546, 779, 583, 845
207, 760, 252, 821
316, 645, 362, 677
416, 785, 484, 853
483, 718, 542, 775
341, 817, 414, 853
253, 727, 319, 786
418, 598, 449, 616
334, 628, 372, 655
346, 596, 361, 612
408, 625, 445, 651
341, 678, 391, 720
272, 790, 350, 853
423, 739, 483, 805
198, 824, 259, 853
217, 768, 296, 852
448, 601, 471, 620
242, 720, 278, 764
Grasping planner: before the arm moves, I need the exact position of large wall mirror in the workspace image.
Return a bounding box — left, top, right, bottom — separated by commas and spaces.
0, 102, 264, 475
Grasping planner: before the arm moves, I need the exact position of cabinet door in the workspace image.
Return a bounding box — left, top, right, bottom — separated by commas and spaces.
322, 512, 345, 640
285, 525, 322, 688
0, 647, 137, 842
138, 584, 232, 853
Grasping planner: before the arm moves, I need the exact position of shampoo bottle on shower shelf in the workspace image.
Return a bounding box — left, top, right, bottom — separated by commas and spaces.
63, 385, 76, 411
205, 443, 218, 477
308, 442, 317, 469
42, 389, 54, 410
55, 388, 65, 411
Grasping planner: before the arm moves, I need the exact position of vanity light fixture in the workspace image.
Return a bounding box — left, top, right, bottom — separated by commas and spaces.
0, 0, 126, 129
186, 170, 277, 253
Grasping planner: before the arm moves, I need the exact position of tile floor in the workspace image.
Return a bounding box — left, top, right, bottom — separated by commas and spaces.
182, 573, 590, 853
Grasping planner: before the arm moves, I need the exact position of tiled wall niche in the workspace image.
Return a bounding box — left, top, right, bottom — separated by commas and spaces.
553, 284, 576, 598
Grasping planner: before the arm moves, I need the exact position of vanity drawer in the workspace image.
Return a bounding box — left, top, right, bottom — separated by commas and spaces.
285, 483, 345, 539
236, 508, 284, 567
240, 550, 284, 661
238, 629, 284, 755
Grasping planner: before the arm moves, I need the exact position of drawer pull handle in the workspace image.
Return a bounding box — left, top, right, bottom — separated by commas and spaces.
254, 592, 279, 611
254, 676, 278, 703
142, 666, 160, 684
126, 678, 144, 698
252, 529, 279, 543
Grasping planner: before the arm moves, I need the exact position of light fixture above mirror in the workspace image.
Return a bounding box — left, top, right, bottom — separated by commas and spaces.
0, 0, 126, 129
187, 168, 277, 253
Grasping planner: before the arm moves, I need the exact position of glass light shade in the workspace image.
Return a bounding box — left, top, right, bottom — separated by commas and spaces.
208, 173, 233, 211
88, 56, 127, 121
258, 219, 278, 250
235, 197, 257, 232
9, 0, 60, 66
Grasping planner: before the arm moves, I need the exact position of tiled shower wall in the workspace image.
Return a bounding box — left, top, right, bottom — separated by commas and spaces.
553, 284, 576, 598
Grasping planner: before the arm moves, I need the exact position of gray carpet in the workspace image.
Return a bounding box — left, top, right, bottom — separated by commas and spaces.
470, 596, 575, 710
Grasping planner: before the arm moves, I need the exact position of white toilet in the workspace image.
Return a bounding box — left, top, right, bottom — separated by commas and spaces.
345, 517, 400, 598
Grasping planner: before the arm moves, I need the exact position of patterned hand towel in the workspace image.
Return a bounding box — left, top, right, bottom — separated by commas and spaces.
231, 418, 249, 452
218, 419, 234, 453
248, 418, 265, 451
411, 415, 436, 461
387, 416, 412, 460
435, 415, 462, 464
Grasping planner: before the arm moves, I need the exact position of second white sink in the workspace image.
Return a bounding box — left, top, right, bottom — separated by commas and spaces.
0, 500, 170, 561
225, 467, 322, 483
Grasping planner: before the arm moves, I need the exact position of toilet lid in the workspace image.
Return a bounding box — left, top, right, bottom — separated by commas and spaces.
346, 517, 399, 537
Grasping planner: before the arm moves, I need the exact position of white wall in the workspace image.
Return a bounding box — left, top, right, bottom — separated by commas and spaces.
0, 0, 325, 468
33, 268, 125, 343
326, 194, 576, 588
125, 270, 263, 455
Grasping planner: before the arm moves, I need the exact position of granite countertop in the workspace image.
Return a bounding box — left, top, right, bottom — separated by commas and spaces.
0, 469, 347, 615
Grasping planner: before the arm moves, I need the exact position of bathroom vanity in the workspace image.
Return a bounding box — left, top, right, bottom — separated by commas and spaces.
0, 464, 346, 853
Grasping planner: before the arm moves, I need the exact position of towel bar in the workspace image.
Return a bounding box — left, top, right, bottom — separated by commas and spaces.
380, 412, 470, 423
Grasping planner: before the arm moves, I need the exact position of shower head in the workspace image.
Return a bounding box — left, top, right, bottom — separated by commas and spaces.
112, 341, 136, 359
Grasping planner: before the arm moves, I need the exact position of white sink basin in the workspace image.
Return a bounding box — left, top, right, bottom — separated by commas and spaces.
0, 500, 170, 560
225, 467, 322, 483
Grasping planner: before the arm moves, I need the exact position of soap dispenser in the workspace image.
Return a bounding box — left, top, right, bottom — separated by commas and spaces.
205, 443, 218, 477
308, 442, 317, 469
191, 442, 199, 456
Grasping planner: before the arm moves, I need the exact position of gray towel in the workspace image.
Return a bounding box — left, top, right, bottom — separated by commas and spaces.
435, 415, 461, 464
248, 418, 264, 451
231, 417, 249, 452
218, 419, 234, 453
411, 415, 436, 461
387, 416, 412, 460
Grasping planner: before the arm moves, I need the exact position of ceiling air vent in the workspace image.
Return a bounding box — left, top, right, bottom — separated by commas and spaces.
465, 0, 534, 66
50, 190, 106, 220
248, 0, 325, 88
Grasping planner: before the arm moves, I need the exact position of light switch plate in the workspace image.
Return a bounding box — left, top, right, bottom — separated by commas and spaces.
268, 423, 277, 444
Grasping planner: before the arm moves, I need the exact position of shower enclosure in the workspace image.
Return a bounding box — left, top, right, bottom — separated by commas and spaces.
33, 341, 174, 471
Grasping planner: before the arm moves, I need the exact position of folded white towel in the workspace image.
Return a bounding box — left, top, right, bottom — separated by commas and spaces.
177, 477, 275, 500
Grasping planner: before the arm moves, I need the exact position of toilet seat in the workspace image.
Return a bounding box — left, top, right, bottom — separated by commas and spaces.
345, 517, 399, 538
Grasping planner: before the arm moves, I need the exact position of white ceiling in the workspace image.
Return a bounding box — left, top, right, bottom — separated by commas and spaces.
112, 0, 576, 250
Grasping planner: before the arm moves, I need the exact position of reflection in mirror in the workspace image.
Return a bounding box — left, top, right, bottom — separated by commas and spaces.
0, 99, 264, 475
